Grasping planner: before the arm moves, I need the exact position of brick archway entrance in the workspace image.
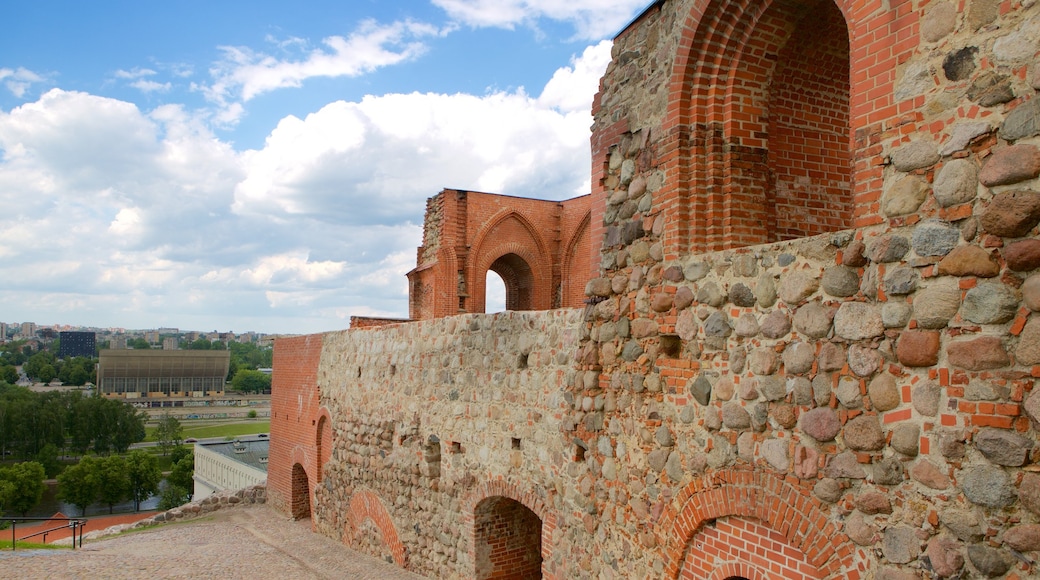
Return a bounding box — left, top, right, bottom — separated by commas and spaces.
488, 252, 535, 311
291, 463, 311, 520
473, 496, 542, 580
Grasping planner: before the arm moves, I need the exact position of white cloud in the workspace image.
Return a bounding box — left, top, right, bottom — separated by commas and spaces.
131, 79, 172, 93
538, 40, 612, 112
0, 67, 45, 98
197, 19, 445, 123
0, 39, 606, 333
115, 68, 158, 79
432, 0, 650, 39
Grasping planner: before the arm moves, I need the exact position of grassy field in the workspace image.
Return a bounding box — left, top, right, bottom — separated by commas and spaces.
145, 419, 270, 442
0, 539, 66, 550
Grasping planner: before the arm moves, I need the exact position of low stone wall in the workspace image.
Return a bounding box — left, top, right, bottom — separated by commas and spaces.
59, 485, 268, 545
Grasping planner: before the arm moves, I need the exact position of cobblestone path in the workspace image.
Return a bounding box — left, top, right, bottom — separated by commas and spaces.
0, 504, 426, 579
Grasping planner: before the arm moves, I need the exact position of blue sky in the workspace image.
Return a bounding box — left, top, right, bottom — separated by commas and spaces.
0, 0, 649, 334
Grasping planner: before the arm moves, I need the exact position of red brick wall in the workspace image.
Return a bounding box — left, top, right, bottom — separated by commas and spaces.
681, 517, 822, 579
474, 497, 543, 580
408, 189, 592, 319
349, 316, 410, 329
268, 334, 323, 517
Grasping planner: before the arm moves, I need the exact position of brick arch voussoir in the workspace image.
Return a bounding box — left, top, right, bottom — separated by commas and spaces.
289, 445, 311, 477
471, 241, 551, 314
343, 489, 408, 568
708, 561, 769, 580
660, 469, 855, 579
469, 209, 552, 273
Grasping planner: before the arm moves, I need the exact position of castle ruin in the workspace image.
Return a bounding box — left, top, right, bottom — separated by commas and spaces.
268, 1, 1040, 578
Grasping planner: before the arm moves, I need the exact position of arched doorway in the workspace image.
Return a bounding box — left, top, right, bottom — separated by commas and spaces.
290, 463, 311, 520
488, 253, 535, 312
474, 496, 542, 579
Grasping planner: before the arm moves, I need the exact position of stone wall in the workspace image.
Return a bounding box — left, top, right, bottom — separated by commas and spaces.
575, 1, 1040, 577
309, 310, 580, 578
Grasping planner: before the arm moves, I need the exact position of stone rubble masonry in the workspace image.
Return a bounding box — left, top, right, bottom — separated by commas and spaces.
269, 1, 1040, 579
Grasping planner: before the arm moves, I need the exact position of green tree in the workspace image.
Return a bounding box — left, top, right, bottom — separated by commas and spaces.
36, 364, 56, 384
169, 445, 191, 465
154, 412, 184, 456
126, 450, 161, 512
158, 484, 191, 511
128, 338, 150, 350
57, 357, 95, 386
0, 365, 17, 385
167, 451, 194, 491
35, 443, 62, 478
231, 369, 271, 394
0, 461, 46, 516
96, 455, 131, 514
22, 351, 56, 382
57, 456, 100, 516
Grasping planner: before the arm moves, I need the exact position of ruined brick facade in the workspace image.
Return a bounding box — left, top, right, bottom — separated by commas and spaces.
270, 1, 1040, 578
407, 189, 592, 320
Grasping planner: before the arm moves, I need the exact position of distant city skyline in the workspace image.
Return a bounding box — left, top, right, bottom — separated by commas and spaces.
0, 1, 650, 334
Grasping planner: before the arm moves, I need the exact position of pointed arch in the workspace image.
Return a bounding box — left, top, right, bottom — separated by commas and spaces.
468, 210, 553, 314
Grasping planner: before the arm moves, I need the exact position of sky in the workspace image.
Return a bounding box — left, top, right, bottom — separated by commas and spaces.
0, 0, 650, 335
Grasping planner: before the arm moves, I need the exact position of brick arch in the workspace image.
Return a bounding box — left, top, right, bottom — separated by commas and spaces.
408, 189, 592, 320
342, 489, 408, 568
560, 210, 591, 308
660, 469, 859, 579
662, 0, 856, 254
469, 211, 553, 314
463, 480, 557, 579
709, 562, 766, 580
315, 407, 333, 483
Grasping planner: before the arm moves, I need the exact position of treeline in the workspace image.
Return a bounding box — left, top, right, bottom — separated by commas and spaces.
0, 384, 146, 461
22, 352, 96, 385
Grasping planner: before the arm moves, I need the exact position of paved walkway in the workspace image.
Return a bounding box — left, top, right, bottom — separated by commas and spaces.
0, 504, 426, 579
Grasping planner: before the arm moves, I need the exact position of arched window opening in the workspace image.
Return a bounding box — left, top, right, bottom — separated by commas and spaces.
485, 270, 506, 314
488, 253, 534, 312
474, 496, 542, 579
